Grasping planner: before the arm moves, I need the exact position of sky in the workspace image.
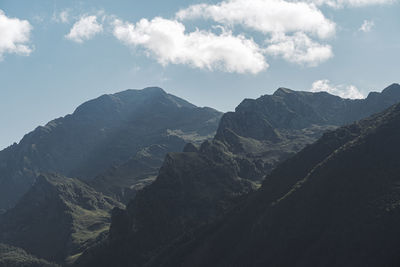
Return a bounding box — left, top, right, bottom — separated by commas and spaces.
0, 0, 399, 149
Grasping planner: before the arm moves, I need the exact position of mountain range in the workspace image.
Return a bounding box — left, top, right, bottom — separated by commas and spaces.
0, 87, 222, 210
153, 95, 400, 267
0, 83, 399, 266
74, 83, 400, 266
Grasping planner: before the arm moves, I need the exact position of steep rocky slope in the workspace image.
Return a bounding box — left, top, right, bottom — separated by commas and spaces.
88, 144, 172, 204
75, 140, 256, 267
155, 100, 400, 267
215, 83, 400, 180
76, 84, 400, 267
0, 87, 222, 209
0, 173, 123, 264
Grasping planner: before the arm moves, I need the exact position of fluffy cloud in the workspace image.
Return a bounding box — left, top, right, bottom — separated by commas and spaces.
310, 79, 364, 99
65, 15, 103, 43
176, 0, 336, 39
176, 0, 335, 66
359, 20, 374, 32
113, 17, 268, 74
265, 33, 333, 66
0, 9, 33, 60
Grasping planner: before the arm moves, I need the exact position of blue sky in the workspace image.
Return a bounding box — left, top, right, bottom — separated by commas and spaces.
0, 0, 399, 149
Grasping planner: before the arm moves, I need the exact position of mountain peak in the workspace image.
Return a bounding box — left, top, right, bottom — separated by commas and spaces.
273, 87, 295, 96
141, 86, 166, 94
381, 83, 400, 95
114, 87, 167, 98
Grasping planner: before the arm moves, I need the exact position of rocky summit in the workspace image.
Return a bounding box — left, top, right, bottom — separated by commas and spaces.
0, 87, 222, 210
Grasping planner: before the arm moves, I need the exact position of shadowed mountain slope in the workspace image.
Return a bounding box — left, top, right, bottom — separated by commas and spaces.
75, 140, 256, 267
0, 173, 124, 264
76, 84, 400, 267
88, 143, 174, 204
0, 87, 222, 209
0, 243, 59, 267
155, 101, 400, 267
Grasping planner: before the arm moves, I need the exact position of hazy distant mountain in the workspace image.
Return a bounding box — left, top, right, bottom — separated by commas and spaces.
0, 87, 222, 210
0, 173, 123, 264
76, 84, 400, 267
154, 98, 400, 267
88, 143, 174, 204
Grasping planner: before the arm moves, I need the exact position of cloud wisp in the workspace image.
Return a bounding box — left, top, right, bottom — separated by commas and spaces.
113, 18, 268, 74
52, 9, 71, 24
359, 20, 375, 32
65, 15, 103, 43
0, 9, 33, 60
310, 79, 364, 99
308, 0, 396, 8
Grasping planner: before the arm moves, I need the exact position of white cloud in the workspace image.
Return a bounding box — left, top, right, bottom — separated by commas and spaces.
176, 0, 336, 39
265, 32, 333, 66
176, 0, 335, 67
113, 17, 268, 74
310, 79, 364, 99
0, 10, 33, 60
359, 20, 374, 32
306, 0, 395, 8
65, 15, 103, 43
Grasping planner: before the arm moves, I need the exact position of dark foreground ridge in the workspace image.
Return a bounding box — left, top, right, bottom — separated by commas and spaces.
0, 173, 124, 264
0, 243, 59, 267
153, 100, 400, 267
